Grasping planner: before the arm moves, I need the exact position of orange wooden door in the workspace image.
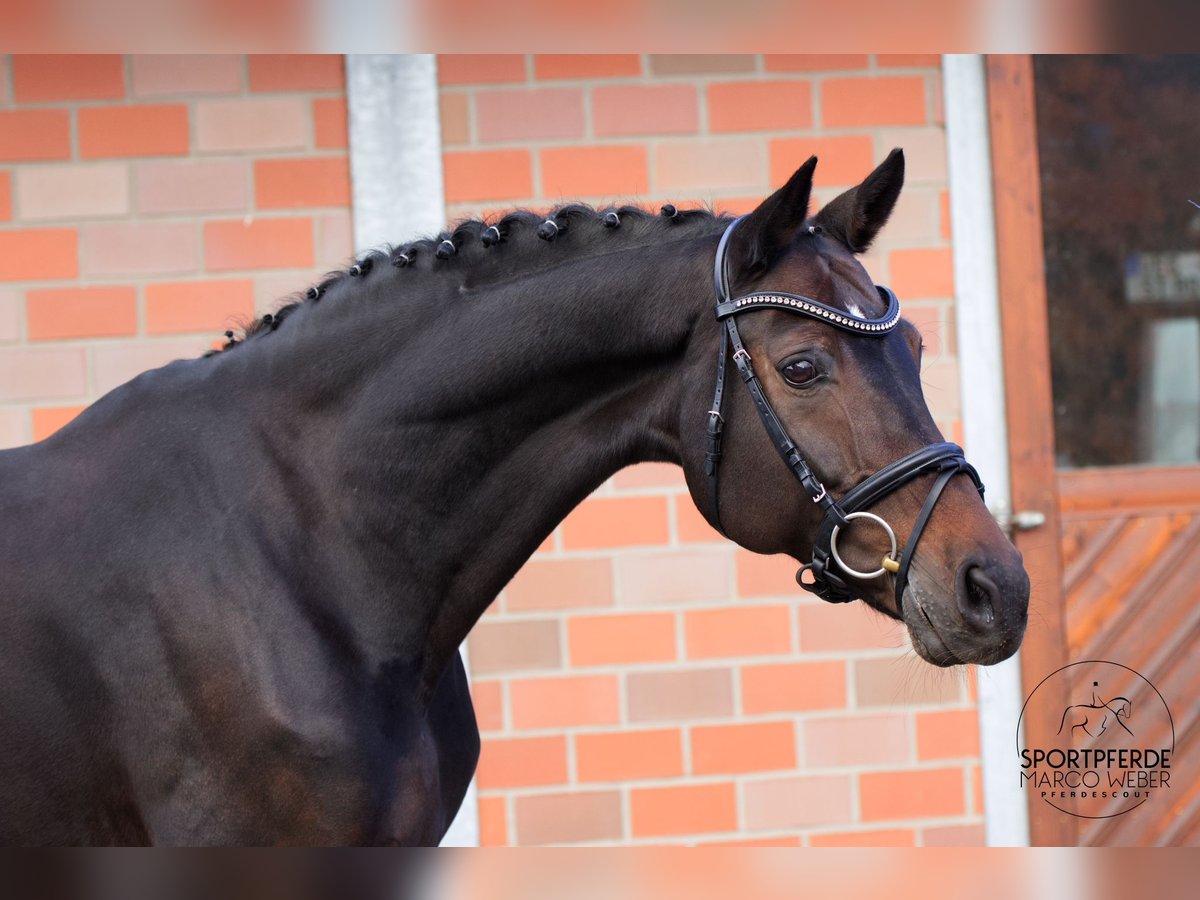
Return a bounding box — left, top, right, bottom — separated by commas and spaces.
989, 56, 1200, 846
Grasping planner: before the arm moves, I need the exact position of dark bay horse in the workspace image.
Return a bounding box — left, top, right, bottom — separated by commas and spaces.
0, 149, 1029, 845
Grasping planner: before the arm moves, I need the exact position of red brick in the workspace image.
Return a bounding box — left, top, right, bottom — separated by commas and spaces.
438, 54, 526, 85
471, 680, 503, 732
443, 149, 533, 204
770, 135, 875, 188
540, 145, 648, 199
476, 88, 584, 143
476, 735, 567, 789
478, 795, 508, 846
591, 84, 699, 137
707, 81, 814, 133
31, 406, 86, 442
136, 160, 249, 215
810, 828, 917, 847
83, 222, 196, 278
313, 97, 348, 149
877, 54, 942, 68
626, 668, 734, 722
0, 348, 87, 402
204, 218, 314, 271
860, 767, 966, 821
131, 55, 243, 96
0, 172, 10, 221
509, 675, 619, 729
798, 603, 906, 652
631, 782, 737, 837
534, 55, 642, 80
804, 713, 911, 767
922, 823, 985, 846
78, 105, 189, 159
684, 605, 792, 659
916, 709, 981, 760
505, 557, 613, 611
0, 229, 78, 281
12, 55, 124, 102
249, 54, 344, 92
822, 76, 927, 128
890, 247, 955, 297
765, 55, 869, 72
26, 286, 137, 341
576, 729, 683, 783
515, 790, 623, 846
145, 279, 255, 335
0, 110, 71, 162
742, 660, 847, 714
467, 618, 561, 675
649, 55, 755, 76
743, 775, 855, 830
568, 612, 676, 667
438, 94, 469, 145
691, 720, 796, 774
654, 139, 763, 194
195, 98, 308, 153
560, 495, 667, 549
254, 157, 351, 209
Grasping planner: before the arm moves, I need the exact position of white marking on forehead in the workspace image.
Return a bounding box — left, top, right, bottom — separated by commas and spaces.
843, 299, 866, 318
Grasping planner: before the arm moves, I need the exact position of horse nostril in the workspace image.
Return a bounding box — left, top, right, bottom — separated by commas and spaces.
959, 565, 999, 630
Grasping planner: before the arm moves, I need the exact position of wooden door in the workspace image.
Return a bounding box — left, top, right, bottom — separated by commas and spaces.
988, 55, 1200, 846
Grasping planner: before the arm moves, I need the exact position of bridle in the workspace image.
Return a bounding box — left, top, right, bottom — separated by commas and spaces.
703, 216, 984, 615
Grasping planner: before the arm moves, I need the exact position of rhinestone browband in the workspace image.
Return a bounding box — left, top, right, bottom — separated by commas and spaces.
714, 285, 901, 335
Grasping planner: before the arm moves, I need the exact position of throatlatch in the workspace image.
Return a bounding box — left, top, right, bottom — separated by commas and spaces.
703, 216, 983, 615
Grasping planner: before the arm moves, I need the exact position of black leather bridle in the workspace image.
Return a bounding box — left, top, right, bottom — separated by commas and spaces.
703, 216, 984, 615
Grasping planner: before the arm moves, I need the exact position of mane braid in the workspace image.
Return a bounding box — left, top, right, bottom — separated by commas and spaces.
208, 200, 732, 355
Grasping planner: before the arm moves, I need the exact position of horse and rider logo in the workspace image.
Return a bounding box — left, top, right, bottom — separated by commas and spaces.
1017, 660, 1174, 820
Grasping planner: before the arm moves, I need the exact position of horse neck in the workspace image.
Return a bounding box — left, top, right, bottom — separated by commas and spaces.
229, 234, 717, 695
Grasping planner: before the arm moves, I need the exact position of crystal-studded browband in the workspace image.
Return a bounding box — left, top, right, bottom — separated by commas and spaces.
714, 284, 902, 335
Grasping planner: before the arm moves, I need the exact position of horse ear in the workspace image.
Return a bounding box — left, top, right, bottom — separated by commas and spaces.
815, 147, 905, 253
733, 155, 817, 274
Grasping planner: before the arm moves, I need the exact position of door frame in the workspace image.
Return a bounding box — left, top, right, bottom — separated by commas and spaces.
984, 54, 1076, 846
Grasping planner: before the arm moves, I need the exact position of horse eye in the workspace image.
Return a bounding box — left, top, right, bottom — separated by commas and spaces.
782, 360, 819, 387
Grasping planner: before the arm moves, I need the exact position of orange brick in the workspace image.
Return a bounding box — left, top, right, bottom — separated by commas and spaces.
313, 97, 348, 149
0, 229, 78, 281
822, 76, 927, 128
675, 496, 724, 544
743, 775, 854, 830
509, 675, 619, 729
478, 795, 508, 846
515, 790, 623, 845
471, 680, 503, 732
0, 110, 71, 162
438, 93, 469, 145
204, 218, 314, 271
505, 557, 613, 611
612, 462, 684, 489
798, 603, 906, 652
707, 81, 814, 133
130, 55, 242, 96
248, 54, 344, 92
654, 138, 762, 194
810, 828, 917, 847
26, 286, 137, 341
254, 157, 351, 209
742, 660, 847, 714
702, 836, 801, 848
916, 709, 981, 760
568, 613, 676, 667
540, 145, 648, 199
12, 55, 124, 102
735, 549, 800, 596
0, 172, 10, 221
691, 720, 796, 775
765, 54, 869, 72
78, 105, 189, 159
534, 55, 642, 80
476, 735, 568, 789
890, 247, 955, 297
31, 406, 85, 441
576, 729, 683, 783
560, 496, 668, 549
144, 279, 255, 335
631, 782, 737, 837
443, 149, 533, 204
940, 188, 952, 240
860, 767, 966, 821
476, 88, 585, 143
438, 54, 526, 86
769, 135, 875, 188
591, 84, 699, 137
877, 54, 942, 68
804, 713, 910, 767
684, 605, 791, 659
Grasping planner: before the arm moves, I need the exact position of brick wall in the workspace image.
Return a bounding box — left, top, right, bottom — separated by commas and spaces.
440, 54, 982, 847
0, 54, 351, 447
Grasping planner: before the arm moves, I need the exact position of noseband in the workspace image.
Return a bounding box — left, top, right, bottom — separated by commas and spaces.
704, 216, 984, 615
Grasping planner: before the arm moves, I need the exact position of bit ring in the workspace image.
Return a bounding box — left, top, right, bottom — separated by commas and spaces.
829, 511, 899, 580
